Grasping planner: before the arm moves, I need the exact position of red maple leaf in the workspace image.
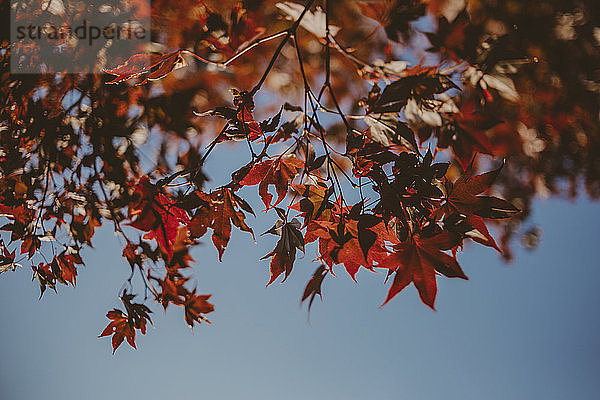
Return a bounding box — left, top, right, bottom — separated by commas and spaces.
381, 230, 466, 309
156, 268, 190, 309
188, 188, 254, 261
289, 181, 335, 226
202, 5, 265, 56
207, 90, 266, 142
305, 218, 394, 281
99, 292, 152, 354
128, 176, 190, 259
55, 252, 83, 287
435, 162, 520, 252
183, 291, 214, 328
99, 309, 137, 354
237, 104, 262, 140
239, 155, 304, 209
232, 89, 262, 140
0, 203, 34, 225
20, 235, 41, 259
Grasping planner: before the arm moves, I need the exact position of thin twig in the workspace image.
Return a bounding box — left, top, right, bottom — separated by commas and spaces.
181, 30, 289, 69
250, 0, 317, 95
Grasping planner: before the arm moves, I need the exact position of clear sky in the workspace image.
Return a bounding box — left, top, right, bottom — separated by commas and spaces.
1, 174, 599, 400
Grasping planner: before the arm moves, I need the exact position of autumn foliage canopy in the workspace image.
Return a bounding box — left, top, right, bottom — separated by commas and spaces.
2, 0, 599, 353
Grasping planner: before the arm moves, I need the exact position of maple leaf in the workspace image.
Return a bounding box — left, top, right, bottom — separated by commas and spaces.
147, 244, 195, 311
346, 131, 399, 178
370, 149, 450, 222
122, 241, 143, 272
301, 264, 328, 313
259, 107, 284, 135
183, 291, 214, 328
262, 214, 305, 285
381, 230, 466, 309
0, 239, 18, 275
441, 162, 520, 220
156, 269, 190, 309
70, 213, 101, 247
356, 213, 383, 262
54, 252, 82, 287
270, 105, 304, 143
29, 250, 83, 296
465, 214, 502, 252
239, 155, 304, 210
32, 262, 56, 298
0, 203, 34, 225
99, 291, 152, 354
20, 235, 41, 259
290, 181, 334, 226
434, 162, 519, 252
203, 4, 266, 55
232, 89, 263, 141
121, 291, 153, 328
203, 90, 264, 141
128, 176, 190, 260
188, 188, 254, 261
103, 51, 187, 85
305, 218, 393, 281
210, 192, 252, 260
99, 309, 135, 354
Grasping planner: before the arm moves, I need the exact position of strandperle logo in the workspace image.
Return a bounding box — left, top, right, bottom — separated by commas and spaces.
10, 0, 150, 74
15, 20, 147, 46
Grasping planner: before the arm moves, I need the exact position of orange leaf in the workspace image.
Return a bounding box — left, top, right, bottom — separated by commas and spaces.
188, 189, 254, 261
239, 155, 304, 209
305, 219, 391, 281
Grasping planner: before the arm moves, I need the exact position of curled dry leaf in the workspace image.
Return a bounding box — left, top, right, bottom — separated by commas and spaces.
104, 51, 187, 84
301, 264, 328, 313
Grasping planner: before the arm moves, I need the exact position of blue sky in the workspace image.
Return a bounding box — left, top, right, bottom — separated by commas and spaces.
1, 183, 599, 399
